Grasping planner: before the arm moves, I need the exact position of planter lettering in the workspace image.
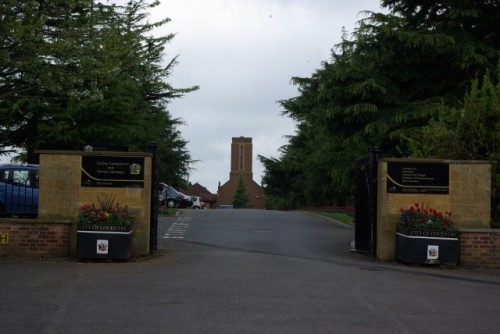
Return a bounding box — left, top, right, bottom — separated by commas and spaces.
77, 224, 132, 260
396, 226, 459, 265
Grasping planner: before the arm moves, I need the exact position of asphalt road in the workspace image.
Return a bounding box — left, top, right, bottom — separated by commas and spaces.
1, 209, 500, 333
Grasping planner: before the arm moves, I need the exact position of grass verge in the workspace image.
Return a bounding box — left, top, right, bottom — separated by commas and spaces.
159, 208, 178, 216
307, 210, 354, 225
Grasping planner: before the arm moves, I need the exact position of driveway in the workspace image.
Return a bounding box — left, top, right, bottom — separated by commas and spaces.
1, 209, 499, 333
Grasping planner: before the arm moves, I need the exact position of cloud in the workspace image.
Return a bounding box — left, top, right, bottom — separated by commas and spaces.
150, 0, 383, 193
131, 0, 383, 193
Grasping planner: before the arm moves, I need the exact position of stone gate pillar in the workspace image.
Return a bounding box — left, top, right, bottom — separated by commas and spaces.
37, 150, 152, 258
376, 159, 491, 261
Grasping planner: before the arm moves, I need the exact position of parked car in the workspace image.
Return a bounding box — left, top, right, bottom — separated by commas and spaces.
159, 183, 193, 209
190, 196, 205, 209
0, 164, 39, 217
159, 182, 179, 208
177, 192, 194, 208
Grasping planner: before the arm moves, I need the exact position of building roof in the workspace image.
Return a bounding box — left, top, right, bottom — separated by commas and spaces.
177, 182, 217, 202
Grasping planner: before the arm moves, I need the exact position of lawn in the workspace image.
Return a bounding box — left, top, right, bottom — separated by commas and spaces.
307, 210, 354, 225
158, 208, 178, 216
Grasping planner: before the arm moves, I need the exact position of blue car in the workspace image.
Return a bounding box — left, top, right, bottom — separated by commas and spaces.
0, 164, 39, 217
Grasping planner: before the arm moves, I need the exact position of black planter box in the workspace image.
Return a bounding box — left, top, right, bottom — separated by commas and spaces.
396, 226, 459, 265
77, 229, 132, 260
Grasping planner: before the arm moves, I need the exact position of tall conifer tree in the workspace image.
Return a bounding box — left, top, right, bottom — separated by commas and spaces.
0, 0, 197, 184
260, 0, 499, 209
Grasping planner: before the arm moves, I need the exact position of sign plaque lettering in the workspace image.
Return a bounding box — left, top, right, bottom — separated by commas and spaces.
387, 162, 449, 194
81, 156, 145, 188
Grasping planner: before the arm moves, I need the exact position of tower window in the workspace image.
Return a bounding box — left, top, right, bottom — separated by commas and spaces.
239, 144, 244, 171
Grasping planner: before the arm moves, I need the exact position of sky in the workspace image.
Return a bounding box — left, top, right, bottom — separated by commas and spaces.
0, 0, 384, 194
154, 0, 384, 193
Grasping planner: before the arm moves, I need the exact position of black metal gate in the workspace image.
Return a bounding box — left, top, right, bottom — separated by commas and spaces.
354, 147, 380, 257
148, 142, 159, 254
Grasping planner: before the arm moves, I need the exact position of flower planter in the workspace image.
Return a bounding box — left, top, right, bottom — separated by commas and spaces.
396, 226, 459, 265
77, 224, 132, 260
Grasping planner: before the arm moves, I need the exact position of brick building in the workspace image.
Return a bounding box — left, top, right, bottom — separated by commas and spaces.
217, 137, 265, 209
177, 182, 217, 208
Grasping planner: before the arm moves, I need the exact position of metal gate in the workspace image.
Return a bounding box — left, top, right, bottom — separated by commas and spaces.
148, 143, 160, 254
354, 147, 380, 257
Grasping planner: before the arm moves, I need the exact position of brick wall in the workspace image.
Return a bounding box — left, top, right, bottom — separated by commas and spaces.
460, 230, 500, 269
0, 219, 70, 257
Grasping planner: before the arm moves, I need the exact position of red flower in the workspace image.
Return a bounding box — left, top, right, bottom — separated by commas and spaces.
398, 203, 455, 231
78, 199, 133, 226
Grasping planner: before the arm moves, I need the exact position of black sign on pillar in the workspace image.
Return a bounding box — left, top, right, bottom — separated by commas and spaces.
387, 162, 449, 194
81, 156, 145, 188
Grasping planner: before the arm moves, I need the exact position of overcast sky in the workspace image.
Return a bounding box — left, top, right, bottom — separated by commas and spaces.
154, 0, 383, 193
1, 0, 384, 194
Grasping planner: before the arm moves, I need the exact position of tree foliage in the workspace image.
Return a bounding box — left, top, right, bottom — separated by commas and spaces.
414, 70, 500, 220
260, 0, 500, 210
232, 174, 250, 209
0, 0, 198, 186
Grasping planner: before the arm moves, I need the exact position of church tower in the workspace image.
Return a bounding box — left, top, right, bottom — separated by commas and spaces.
230, 137, 252, 178
217, 137, 265, 209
